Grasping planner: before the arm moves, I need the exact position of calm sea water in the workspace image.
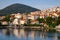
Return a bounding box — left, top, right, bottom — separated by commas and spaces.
0, 29, 60, 40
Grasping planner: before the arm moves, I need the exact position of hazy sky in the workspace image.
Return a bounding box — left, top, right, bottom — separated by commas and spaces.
0, 0, 60, 10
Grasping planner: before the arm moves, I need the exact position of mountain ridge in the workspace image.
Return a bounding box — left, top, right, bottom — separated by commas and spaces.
0, 3, 40, 16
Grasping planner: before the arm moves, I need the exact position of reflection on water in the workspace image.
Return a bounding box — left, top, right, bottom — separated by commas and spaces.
0, 29, 60, 40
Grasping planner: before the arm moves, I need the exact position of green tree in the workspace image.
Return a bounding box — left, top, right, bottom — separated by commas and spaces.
4, 15, 10, 22
37, 18, 45, 23
46, 17, 56, 28
27, 19, 31, 24
56, 16, 60, 25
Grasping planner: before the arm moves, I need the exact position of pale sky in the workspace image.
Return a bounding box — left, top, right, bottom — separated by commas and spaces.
0, 0, 60, 10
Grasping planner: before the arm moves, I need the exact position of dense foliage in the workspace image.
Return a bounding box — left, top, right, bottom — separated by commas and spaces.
3, 15, 10, 22
37, 18, 45, 23
37, 16, 60, 28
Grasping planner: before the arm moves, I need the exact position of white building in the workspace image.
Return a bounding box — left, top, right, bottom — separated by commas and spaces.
15, 13, 22, 18
1, 21, 8, 25
55, 25, 60, 32
12, 18, 18, 25
31, 20, 39, 24
19, 19, 26, 25
28, 14, 35, 20
53, 13, 59, 17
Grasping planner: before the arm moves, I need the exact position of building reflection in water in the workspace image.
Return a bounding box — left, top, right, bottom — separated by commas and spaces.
13, 29, 27, 39
28, 31, 35, 40
2, 29, 13, 36
39, 31, 47, 40
53, 33, 58, 40
13, 29, 19, 37
2, 29, 7, 35
19, 29, 27, 38
0, 29, 60, 40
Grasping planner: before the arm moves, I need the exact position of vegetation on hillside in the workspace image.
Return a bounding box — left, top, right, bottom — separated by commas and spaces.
0, 3, 40, 16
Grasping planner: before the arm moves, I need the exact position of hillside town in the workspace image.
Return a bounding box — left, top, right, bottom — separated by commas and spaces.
0, 6, 60, 29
